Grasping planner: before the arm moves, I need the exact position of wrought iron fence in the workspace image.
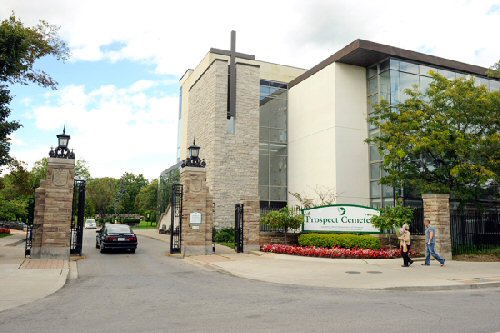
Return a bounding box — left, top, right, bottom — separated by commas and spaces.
450, 210, 500, 254
259, 206, 302, 233
403, 198, 425, 235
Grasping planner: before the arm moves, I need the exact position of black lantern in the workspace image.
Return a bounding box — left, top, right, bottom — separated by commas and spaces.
181, 138, 205, 168
49, 126, 75, 159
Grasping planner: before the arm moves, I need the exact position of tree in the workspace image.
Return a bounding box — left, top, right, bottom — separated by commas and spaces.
30, 157, 48, 188
135, 179, 158, 222
367, 72, 500, 203
370, 203, 414, 248
158, 168, 180, 213
261, 207, 303, 244
0, 160, 32, 221
75, 159, 91, 180
86, 177, 117, 217
486, 60, 500, 79
115, 172, 148, 214
0, 13, 69, 166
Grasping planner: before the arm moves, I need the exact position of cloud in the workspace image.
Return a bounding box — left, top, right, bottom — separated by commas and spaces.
21, 80, 179, 179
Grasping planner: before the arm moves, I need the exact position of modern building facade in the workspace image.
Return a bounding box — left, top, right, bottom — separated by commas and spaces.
177, 38, 499, 227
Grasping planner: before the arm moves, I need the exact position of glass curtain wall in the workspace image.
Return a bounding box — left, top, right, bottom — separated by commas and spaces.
367, 58, 500, 208
259, 80, 288, 209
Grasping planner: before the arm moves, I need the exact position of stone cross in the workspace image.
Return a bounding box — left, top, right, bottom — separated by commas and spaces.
210, 30, 255, 119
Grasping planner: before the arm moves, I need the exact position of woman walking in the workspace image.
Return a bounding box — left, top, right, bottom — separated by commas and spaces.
398, 224, 413, 267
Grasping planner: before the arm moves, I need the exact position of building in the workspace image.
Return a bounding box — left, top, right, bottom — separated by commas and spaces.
177, 38, 499, 227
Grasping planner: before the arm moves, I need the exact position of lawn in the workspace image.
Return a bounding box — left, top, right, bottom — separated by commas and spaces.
0, 233, 12, 238
132, 220, 158, 229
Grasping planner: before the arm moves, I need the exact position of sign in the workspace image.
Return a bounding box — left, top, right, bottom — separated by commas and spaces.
303, 204, 380, 233
189, 212, 202, 225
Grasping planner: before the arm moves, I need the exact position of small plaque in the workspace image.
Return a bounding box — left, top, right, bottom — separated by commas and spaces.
190, 212, 202, 224
192, 225, 200, 230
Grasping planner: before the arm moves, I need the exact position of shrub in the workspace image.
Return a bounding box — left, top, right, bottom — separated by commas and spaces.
122, 218, 140, 225
214, 228, 235, 243
298, 233, 380, 250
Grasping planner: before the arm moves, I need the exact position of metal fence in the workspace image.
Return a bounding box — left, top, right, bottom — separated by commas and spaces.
450, 210, 500, 254
259, 206, 302, 233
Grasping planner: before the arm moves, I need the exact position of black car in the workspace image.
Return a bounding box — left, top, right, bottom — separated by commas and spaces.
96, 223, 137, 253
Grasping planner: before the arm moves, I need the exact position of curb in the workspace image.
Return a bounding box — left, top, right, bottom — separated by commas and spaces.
383, 281, 500, 291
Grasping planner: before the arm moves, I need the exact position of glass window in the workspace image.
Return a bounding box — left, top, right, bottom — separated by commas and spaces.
475, 77, 489, 88
370, 181, 381, 198
390, 69, 400, 105
259, 186, 269, 201
399, 72, 418, 102
438, 69, 456, 80
259, 127, 269, 143
370, 145, 381, 161
419, 75, 433, 94
268, 99, 287, 129
380, 59, 390, 72
389, 59, 399, 71
369, 128, 379, 138
419, 65, 435, 77
399, 61, 419, 75
379, 70, 390, 102
269, 129, 287, 144
368, 65, 377, 78
270, 187, 287, 201
259, 154, 269, 185
370, 163, 381, 180
370, 201, 381, 209
368, 77, 378, 95
368, 94, 378, 114
269, 144, 287, 156
490, 80, 500, 91
259, 143, 269, 154
260, 85, 270, 97
227, 116, 235, 134
269, 155, 286, 186
383, 185, 394, 197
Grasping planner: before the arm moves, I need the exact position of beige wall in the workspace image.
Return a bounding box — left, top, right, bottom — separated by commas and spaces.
288, 62, 369, 207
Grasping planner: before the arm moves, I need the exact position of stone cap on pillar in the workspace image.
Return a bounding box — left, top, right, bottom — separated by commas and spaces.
180, 166, 207, 174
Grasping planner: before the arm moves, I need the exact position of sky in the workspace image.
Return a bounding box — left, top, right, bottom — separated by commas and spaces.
2, 0, 499, 180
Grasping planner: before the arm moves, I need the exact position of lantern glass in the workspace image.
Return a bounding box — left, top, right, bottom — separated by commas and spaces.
189, 146, 200, 158
59, 137, 69, 148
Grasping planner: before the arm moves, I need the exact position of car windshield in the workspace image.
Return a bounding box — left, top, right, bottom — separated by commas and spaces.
106, 225, 132, 234
86, 219, 95, 223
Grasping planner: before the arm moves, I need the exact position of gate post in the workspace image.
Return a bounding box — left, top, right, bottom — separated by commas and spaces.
422, 193, 452, 260
31, 158, 75, 259
179, 166, 214, 256
241, 197, 260, 252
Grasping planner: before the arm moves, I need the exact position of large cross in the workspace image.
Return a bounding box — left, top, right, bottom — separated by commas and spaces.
210, 31, 255, 119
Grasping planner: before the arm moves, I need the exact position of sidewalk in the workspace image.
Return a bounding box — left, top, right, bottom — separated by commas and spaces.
0, 230, 70, 313
186, 251, 500, 290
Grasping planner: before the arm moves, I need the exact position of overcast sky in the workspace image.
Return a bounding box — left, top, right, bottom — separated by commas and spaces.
2, 0, 499, 180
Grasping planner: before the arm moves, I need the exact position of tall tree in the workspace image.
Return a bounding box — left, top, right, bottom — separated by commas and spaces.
75, 159, 91, 180
115, 173, 148, 214
86, 177, 118, 217
0, 13, 69, 166
367, 72, 500, 202
135, 179, 158, 220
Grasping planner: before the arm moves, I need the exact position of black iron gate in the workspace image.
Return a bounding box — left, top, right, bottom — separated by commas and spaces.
25, 197, 35, 257
451, 210, 500, 254
70, 179, 86, 255
235, 204, 244, 253
170, 183, 183, 254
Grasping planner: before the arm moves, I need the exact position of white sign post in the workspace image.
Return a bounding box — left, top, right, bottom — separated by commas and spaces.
302, 205, 380, 233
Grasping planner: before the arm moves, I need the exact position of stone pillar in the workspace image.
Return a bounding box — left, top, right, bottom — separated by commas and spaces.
241, 197, 260, 252
31, 158, 75, 259
422, 193, 452, 260
180, 167, 214, 256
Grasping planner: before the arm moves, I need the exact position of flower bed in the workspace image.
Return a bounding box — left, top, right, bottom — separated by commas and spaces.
261, 243, 418, 259
0, 228, 11, 234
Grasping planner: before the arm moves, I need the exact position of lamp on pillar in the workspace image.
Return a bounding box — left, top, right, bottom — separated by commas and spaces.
49, 126, 75, 159
181, 139, 206, 168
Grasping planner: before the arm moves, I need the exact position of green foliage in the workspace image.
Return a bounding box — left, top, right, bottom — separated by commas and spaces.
367, 72, 500, 202
158, 168, 180, 214
30, 157, 48, 188
135, 179, 158, 218
370, 204, 414, 231
121, 218, 140, 225
486, 60, 500, 79
114, 172, 148, 214
214, 228, 235, 243
75, 159, 91, 180
298, 233, 380, 250
86, 177, 118, 216
0, 13, 69, 166
261, 207, 304, 244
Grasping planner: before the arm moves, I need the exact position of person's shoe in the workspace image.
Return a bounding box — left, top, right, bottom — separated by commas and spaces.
440, 259, 446, 267
421, 263, 430, 266
401, 265, 409, 267
409, 260, 414, 265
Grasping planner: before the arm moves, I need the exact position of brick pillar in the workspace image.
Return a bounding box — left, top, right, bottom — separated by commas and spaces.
241, 197, 260, 252
422, 193, 452, 260
180, 167, 214, 256
31, 158, 75, 259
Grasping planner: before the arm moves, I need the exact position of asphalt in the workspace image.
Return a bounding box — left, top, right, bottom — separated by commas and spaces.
1, 227, 499, 313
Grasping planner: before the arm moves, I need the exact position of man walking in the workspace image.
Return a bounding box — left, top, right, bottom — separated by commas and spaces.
423, 219, 445, 266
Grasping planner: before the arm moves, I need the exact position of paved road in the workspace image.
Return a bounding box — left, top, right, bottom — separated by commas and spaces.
0, 229, 499, 333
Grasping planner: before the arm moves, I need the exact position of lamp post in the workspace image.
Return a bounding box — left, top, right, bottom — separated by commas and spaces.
49, 126, 75, 159
181, 139, 206, 168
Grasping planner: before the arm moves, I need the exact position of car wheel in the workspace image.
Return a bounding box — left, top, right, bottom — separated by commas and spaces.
130, 249, 135, 254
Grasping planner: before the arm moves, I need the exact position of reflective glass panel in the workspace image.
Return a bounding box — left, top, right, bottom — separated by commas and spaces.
475, 77, 489, 88
370, 201, 381, 209
259, 186, 269, 201
389, 59, 399, 71
370, 163, 381, 180
370, 145, 381, 161
270, 187, 287, 201
368, 77, 378, 95
438, 69, 455, 80
269, 129, 287, 144
490, 80, 500, 91
399, 61, 419, 74
259, 154, 269, 185
379, 70, 390, 102
390, 70, 400, 105
383, 185, 394, 197
370, 181, 381, 198
419, 75, 433, 94
368, 94, 378, 114
269, 155, 286, 186
419, 65, 435, 77
268, 99, 287, 129
399, 72, 418, 102
259, 127, 269, 142
368, 65, 377, 78
269, 144, 287, 156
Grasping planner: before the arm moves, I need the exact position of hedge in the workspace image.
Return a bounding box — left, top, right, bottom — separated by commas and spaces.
298, 233, 380, 250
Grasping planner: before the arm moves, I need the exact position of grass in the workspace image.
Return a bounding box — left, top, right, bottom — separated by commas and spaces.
0, 233, 12, 238
217, 242, 235, 249
453, 247, 500, 262
132, 220, 158, 229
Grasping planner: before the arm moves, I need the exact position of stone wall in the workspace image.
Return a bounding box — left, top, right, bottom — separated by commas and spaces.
259, 232, 300, 246
31, 158, 75, 259
187, 59, 260, 228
